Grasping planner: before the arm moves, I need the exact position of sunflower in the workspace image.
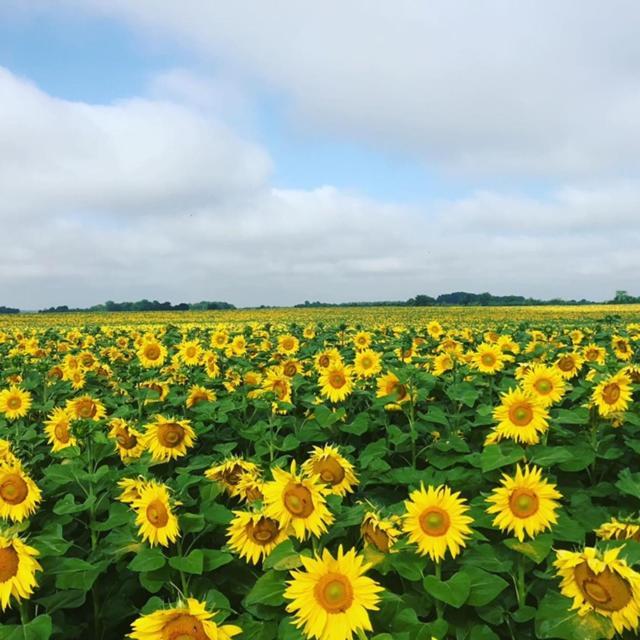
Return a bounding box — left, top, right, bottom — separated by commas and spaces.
263, 462, 334, 540
0, 441, 19, 467
132, 481, 180, 547
592, 372, 633, 417
375, 372, 411, 410
427, 320, 445, 339
261, 367, 292, 405
229, 335, 247, 356
402, 484, 473, 562
177, 340, 202, 366
472, 343, 505, 375
226, 511, 289, 565
361, 511, 401, 554
210, 329, 229, 350
186, 385, 216, 409
612, 335, 633, 361
118, 478, 149, 505
521, 365, 566, 407
583, 343, 606, 365
432, 352, 455, 377
486, 465, 561, 541
492, 388, 549, 445
0, 465, 42, 522
65, 395, 106, 421
284, 546, 383, 640
314, 349, 342, 373
0, 387, 32, 421
234, 474, 265, 503
555, 352, 584, 379
44, 407, 77, 452
278, 334, 300, 356
353, 350, 382, 378
554, 546, 640, 634
109, 418, 146, 461
0, 535, 41, 611
143, 415, 196, 462
205, 457, 260, 497
353, 331, 372, 350
595, 517, 640, 542
318, 364, 354, 404
139, 380, 170, 404
137, 338, 168, 368
128, 597, 241, 640
301, 445, 358, 496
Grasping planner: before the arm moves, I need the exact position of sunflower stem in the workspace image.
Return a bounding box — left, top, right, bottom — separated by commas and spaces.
516, 556, 527, 606
19, 600, 30, 625
434, 561, 444, 621
176, 539, 189, 596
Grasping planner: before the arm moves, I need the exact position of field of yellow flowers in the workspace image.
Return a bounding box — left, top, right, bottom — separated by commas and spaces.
0, 306, 639, 640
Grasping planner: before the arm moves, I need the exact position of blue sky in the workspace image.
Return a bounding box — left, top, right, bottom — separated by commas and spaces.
0, 2, 639, 307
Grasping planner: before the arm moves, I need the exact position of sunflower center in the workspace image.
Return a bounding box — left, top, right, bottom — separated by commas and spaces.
557, 356, 574, 371
419, 507, 451, 536
249, 517, 280, 545
393, 383, 408, 401
283, 484, 314, 517
508, 403, 534, 426
534, 379, 552, 394
481, 353, 496, 366
116, 428, 138, 450
157, 423, 185, 448
221, 464, 245, 486
272, 380, 288, 400
574, 563, 632, 612
315, 573, 354, 613
312, 458, 346, 485
585, 349, 599, 361
319, 355, 330, 368
282, 338, 294, 350
617, 341, 628, 352
54, 422, 71, 443
7, 396, 22, 410
509, 488, 540, 518
363, 522, 391, 553
0, 474, 28, 505
0, 546, 19, 582
190, 392, 208, 405
76, 399, 97, 419
146, 499, 169, 528
144, 344, 161, 360
329, 372, 346, 389
602, 383, 621, 405
284, 363, 297, 377
162, 614, 208, 640
361, 357, 372, 368
185, 346, 196, 358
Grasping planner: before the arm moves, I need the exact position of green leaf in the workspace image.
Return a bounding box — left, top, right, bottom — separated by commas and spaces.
180, 513, 206, 534
244, 569, 286, 607
615, 468, 640, 500
128, 547, 166, 572
535, 591, 614, 640
460, 544, 513, 573
423, 571, 471, 608
481, 444, 525, 472
446, 382, 480, 407
201, 549, 234, 571
503, 533, 553, 563
50, 558, 107, 591
202, 502, 234, 525
470, 625, 499, 640
462, 566, 509, 606
0, 614, 52, 640
53, 493, 95, 515
169, 549, 204, 574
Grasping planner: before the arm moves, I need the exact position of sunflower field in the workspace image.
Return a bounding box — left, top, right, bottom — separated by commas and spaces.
0, 306, 640, 640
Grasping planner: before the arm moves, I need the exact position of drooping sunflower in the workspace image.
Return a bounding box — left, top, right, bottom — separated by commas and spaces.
432, 352, 455, 377
486, 465, 562, 541
109, 418, 146, 461
226, 511, 289, 565
186, 384, 216, 409
234, 474, 265, 503
301, 445, 358, 496
592, 372, 633, 417
353, 350, 382, 378
361, 511, 401, 554
318, 364, 354, 404
375, 372, 411, 410
137, 338, 168, 368
117, 477, 149, 505
554, 546, 640, 634
612, 335, 633, 361
128, 597, 241, 640
284, 546, 383, 640
402, 484, 473, 562
472, 343, 506, 375
595, 517, 640, 542
0, 465, 42, 522
44, 407, 77, 452
142, 415, 196, 462
132, 481, 180, 547
0, 440, 19, 467
492, 388, 549, 445
205, 457, 260, 497
521, 365, 566, 407
139, 380, 170, 404
65, 395, 106, 421
263, 462, 334, 540
0, 387, 32, 421
261, 367, 292, 406
0, 535, 41, 611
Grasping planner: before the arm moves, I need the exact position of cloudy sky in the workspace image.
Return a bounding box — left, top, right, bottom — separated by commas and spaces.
1, 1, 639, 309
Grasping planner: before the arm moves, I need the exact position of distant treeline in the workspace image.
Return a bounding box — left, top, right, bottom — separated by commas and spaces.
0, 306, 19, 314
37, 300, 235, 314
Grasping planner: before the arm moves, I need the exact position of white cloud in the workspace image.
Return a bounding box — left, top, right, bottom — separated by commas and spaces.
40, 0, 640, 178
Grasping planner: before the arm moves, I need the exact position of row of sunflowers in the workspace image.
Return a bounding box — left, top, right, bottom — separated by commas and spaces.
0, 310, 639, 639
